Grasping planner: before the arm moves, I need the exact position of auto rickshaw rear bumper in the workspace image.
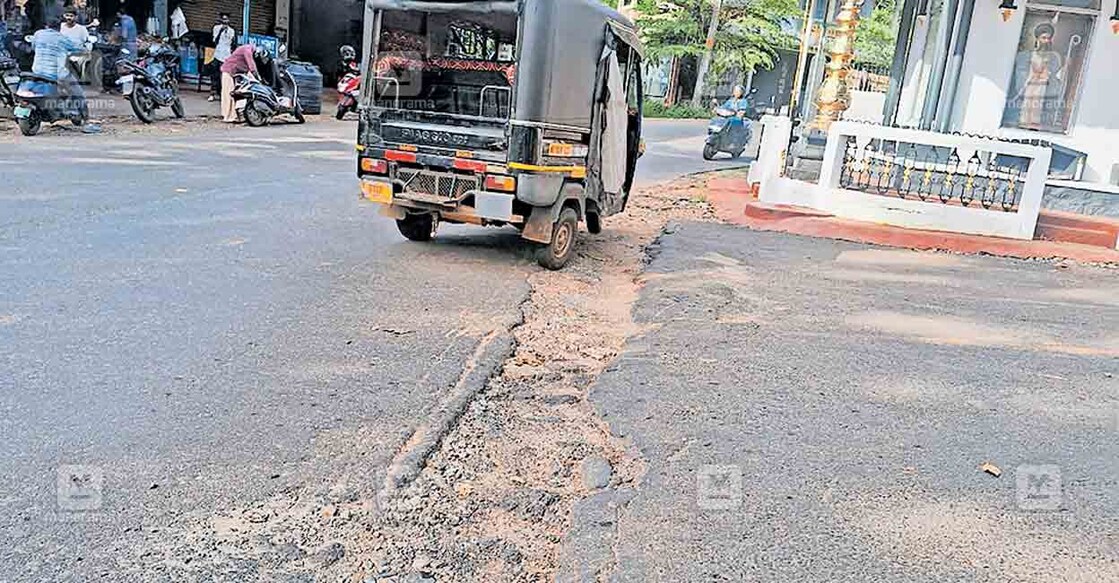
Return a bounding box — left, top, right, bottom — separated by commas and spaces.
360, 178, 525, 226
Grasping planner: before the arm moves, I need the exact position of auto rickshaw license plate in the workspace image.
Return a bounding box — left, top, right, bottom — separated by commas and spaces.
13, 106, 30, 118
362, 180, 394, 204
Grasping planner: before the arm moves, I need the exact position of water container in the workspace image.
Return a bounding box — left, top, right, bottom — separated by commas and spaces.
286, 61, 323, 115
184, 42, 199, 76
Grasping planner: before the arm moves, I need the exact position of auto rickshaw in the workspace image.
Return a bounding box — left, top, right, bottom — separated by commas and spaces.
356, 0, 645, 269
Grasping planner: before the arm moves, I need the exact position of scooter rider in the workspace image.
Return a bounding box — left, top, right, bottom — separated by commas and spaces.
717, 85, 753, 119
253, 45, 282, 95
30, 17, 86, 102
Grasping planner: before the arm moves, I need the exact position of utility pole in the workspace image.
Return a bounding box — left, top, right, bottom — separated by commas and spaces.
691, 0, 722, 107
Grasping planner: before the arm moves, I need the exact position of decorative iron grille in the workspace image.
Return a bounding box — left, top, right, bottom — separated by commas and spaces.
837, 136, 1027, 212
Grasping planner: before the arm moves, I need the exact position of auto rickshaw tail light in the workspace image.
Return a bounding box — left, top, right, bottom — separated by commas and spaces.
361, 158, 388, 175
485, 175, 517, 192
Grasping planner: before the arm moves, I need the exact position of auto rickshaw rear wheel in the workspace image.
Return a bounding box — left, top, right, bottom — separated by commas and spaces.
534, 207, 579, 270
396, 212, 436, 242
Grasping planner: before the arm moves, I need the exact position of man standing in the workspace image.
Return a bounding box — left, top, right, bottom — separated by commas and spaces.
208, 12, 235, 102
115, 7, 136, 60
220, 44, 258, 122
59, 5, 89, 81
60, 6, 88, 44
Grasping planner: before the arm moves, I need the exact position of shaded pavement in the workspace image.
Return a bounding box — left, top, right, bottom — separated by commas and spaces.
583, 224, 1118, 582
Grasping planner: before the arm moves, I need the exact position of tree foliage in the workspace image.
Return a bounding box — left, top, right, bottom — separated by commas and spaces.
632, 0, 800, 77
853, 0, 899, 69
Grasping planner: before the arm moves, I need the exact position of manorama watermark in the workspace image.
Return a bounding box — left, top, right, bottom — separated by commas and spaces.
696, 464, 743, 511
1016, 464, 1062, 512
52, 464, 108, 523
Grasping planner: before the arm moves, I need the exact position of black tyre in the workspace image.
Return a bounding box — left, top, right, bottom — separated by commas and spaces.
243, 101, 269, 125
731, 148, 744, 159
243, 101, 269, 127
335, 105, 346, 120
129, 89, 156, 124
17, 113, 41, 136
534, 207, 579, 270
396, 213, 436, 242
702, 143, 718, 161
171, 97, 185, 119
293, 103, 306, 124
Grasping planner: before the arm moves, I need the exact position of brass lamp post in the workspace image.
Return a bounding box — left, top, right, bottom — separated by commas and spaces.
810, 0, 863, 130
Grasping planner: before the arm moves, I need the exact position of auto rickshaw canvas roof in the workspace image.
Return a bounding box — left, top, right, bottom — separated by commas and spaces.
365, 0, 643, 129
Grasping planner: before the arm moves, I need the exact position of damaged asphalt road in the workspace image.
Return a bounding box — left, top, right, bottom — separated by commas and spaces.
588, 224, 1119, 582
0, 120, 741, 581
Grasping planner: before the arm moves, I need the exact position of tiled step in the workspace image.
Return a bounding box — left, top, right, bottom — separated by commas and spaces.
1035, 210, 1119, 249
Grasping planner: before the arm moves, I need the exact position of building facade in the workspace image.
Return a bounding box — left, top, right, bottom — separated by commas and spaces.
893, 0, 1119, 186
953, 0, 1118, 184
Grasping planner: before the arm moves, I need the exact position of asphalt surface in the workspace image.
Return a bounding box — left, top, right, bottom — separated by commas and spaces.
0, 117, 741, 580
589, 224, 1118, 582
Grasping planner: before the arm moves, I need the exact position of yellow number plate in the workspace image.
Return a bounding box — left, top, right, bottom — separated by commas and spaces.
361, 180, 394, 204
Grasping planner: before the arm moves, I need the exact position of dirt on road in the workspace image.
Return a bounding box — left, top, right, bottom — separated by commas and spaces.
339, 175, 721, 581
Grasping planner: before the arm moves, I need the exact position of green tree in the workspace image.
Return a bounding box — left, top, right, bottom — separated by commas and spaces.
854, 0, 899, 69
633, 0, 799, 101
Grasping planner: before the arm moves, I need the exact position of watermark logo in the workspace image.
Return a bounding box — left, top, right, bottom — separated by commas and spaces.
57, 465, 103, 512
1016, 465, 1061, 511
697, 464, 742, 511
375, 51, 425, 100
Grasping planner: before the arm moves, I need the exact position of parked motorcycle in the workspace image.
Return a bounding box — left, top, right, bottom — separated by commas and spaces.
703, 89, 758, 161
116, 39, 184, 123
12, 35, 92, 136
233, 50, 305, 127
335, 45, 360, 120
0, 54, 19, 110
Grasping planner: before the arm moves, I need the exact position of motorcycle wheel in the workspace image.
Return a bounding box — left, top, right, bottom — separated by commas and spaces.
702, 144, 718, 161
129, 90, 156, 124
171, 97, 185, 119
243, 102, 269, 127
293, 103, 306, 125
18, 113, 42, 136
335, 105, 346, 121
731, 148, 745, 159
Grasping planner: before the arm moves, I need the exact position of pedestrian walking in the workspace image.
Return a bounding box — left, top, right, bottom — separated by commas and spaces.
115, 7, 136, 60
209, 12, 235, 102
220, 44, 259, 122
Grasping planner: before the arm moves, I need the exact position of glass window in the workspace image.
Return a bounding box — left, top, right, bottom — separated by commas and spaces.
1001, 8, 1095, 133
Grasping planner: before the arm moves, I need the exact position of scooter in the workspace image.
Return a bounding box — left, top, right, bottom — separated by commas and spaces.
335, 45, 360, 120
233, 49, 305, 127
703, 109, 753, 161
703, 91, 758, 161
116, 39, 184, 123
12, 36, 93, 136
0, 54, 19, 110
